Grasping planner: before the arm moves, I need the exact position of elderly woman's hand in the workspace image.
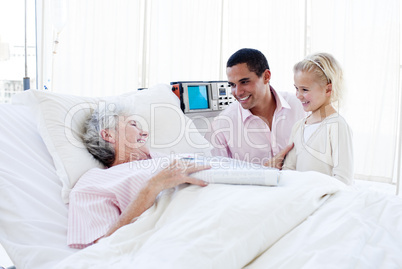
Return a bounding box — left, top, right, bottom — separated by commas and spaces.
149, 160, 211, 192
102, 160, 211, 239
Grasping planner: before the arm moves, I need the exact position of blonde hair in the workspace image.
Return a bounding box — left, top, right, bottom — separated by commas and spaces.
293, 52, 344, 103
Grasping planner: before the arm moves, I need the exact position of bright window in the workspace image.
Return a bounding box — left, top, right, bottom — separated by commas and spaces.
0, 0, 37, 103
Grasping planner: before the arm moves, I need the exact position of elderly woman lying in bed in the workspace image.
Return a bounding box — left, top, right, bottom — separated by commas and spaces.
68, 102, 290, 249
67, 103, 211, 249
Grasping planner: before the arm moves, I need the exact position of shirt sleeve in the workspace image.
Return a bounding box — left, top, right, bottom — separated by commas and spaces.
209, 119, 232, 158
330, 118, 354, 185
283, 120, 301, 171
67, 191, 121, 249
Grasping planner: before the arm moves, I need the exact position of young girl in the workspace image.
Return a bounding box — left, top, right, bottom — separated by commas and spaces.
283, 52, 354, 185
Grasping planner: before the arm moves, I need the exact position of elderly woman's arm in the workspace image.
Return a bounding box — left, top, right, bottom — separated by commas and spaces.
101, 161, 210, 240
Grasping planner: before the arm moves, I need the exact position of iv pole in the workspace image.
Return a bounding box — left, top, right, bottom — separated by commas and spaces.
23, 0, 30, 90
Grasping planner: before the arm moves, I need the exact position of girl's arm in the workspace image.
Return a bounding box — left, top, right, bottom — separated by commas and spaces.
331, 117, 354, 185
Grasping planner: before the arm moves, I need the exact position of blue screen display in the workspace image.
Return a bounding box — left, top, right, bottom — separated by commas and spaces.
188, 85, 209, 110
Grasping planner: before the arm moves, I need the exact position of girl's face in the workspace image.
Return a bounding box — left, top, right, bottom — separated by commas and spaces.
294, 70, 332, 114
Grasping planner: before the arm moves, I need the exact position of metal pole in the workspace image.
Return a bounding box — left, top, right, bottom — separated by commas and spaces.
23, 0, 30, 90
35, 0, 38, 90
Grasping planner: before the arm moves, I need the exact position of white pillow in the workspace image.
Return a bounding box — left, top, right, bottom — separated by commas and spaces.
12, 84, 212, 203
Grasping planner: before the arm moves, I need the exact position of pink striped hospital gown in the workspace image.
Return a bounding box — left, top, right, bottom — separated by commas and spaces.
67, 152, 168, 249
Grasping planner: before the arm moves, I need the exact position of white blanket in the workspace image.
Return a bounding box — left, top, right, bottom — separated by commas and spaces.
54, 171, 343, 269
245, 188, 402, 269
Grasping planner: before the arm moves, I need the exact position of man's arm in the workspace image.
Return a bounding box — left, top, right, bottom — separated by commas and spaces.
208, 117, 232, 158
264, 143, 294, 170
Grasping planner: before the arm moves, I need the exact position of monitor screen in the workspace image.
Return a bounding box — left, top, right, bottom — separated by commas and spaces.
188, 85, 209, 110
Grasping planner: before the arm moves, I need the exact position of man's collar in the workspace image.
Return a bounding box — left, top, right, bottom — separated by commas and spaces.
270, 86, 290, 110
238, 86, 291, 123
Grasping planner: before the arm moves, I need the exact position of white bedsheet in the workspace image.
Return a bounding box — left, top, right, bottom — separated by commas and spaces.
246, 189, 402, 268
0, 105, 77, 268
53, 170, 343, 269
1, 104, 402, 269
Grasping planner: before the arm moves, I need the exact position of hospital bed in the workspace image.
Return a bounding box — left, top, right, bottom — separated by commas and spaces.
0, 84, 401, 269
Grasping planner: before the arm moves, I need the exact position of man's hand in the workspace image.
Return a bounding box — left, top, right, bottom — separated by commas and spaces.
264, 143, 294, 169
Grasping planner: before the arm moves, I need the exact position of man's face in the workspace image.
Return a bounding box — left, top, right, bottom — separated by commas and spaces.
226, 63, 270, 111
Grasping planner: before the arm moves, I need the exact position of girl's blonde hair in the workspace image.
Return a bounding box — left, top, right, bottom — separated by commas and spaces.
293, 52, 344, 103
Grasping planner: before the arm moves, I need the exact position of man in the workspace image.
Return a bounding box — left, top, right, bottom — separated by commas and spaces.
210, 48, 305, 167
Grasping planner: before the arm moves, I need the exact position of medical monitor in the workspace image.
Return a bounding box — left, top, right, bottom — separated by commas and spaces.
187, 85, 209, 110
171, 81, 234, 117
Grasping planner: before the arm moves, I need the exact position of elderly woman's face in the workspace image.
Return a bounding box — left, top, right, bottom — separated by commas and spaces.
120, 119, 148, 145
113, 116, 150, 161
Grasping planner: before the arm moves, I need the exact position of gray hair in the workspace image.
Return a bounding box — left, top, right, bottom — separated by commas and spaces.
83, 101, 132, 167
